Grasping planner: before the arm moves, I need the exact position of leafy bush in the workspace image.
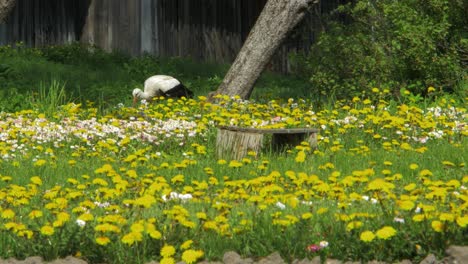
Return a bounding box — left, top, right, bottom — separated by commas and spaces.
292, 0, 467, 99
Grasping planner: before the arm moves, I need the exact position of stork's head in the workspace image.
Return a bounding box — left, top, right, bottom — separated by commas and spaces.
132, 88, 143, 105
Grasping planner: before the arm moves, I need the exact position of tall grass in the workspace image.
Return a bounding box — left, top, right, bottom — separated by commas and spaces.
27, 80, 68, 116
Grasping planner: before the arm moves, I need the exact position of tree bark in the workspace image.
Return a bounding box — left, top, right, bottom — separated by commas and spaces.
211, 0, 317, 100
0, 0, 16, 23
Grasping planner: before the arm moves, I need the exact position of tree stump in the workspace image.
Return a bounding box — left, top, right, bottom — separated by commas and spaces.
216, 126, 318, 160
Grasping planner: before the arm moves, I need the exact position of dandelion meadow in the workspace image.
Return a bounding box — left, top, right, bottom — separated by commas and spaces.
0, 86, 466, 264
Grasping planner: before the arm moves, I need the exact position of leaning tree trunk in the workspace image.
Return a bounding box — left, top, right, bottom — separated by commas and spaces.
0, 0, 17, 23
211, 0, 317, 100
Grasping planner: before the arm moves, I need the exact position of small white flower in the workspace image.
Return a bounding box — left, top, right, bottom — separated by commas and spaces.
94, 201, 110, 208
319, 241, 329, 248
414, 207, 421, 213
179, 193, 193, 201
76, 219, 86, 227
275, 201, 286, 210
393, 217, 405, 223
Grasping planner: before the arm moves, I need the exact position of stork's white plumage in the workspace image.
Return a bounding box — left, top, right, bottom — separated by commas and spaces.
132, 75, 193, 104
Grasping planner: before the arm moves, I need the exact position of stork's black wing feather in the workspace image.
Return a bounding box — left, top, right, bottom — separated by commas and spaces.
163, 83, 194, 98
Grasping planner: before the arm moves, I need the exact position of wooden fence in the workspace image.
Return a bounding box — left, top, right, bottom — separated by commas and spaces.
0, 0, 345, 73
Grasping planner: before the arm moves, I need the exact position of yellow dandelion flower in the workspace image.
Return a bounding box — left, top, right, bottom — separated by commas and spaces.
1, 176, 12, 182
456, 216, 468, 228
121, 231, 143, 245
419, 169, 433, 177
317, 208, 328, 214
126, 169, 138, 178
431, 221, 444, 232
102, 223, 121, 233
34, 159, 47, 167
439, 213, 455, 222
404, 183, 417, 191
180, 240, 193, 250
56, 212, 70, 223
96, 236, 111, 246
4, 222, 17, 230
30, 176, 43, 186
295, 151, 306, 163
228, 160, 243, 168
18, 230, 33, 239
397, 200, 415, 211
412, 214, 425, 222
40, 225, 55, 236
346, 221, 363, 231
247, 151, 257, 156
160, 257, 175, 264
442, 161, 455, 167
203, 221, 218, 230
445, 180, 460, 188
196, 212, 207, 220
301, 213, 313, 220
161, 245, 176, 258
181, 249, 204, 264
415, 147, 428, 153
171, 174, 185, 184
217, 159, 227, 165
133, 195, 156, 208
409, 163, 419, 170
376, 226, 397, 240
92, 178, 108, 186
148, 229, 162, 239
77, 213, 94, 221
1, 209, 15, 219
367, 178, 394, 192
130, 222, 145, 233
28, 210, 43, 219
360, 231, 375, 242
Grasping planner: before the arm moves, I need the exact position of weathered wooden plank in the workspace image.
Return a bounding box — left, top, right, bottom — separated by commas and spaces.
140, 0, 153, 53
153, 0, 159, 55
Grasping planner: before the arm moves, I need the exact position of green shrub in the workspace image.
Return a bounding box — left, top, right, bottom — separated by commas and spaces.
292, 0, 467, 99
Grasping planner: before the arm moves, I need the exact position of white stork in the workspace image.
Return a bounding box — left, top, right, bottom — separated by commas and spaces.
132, 75, 193, 105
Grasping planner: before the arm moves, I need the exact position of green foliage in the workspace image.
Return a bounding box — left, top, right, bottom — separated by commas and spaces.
292, 0, 467, 99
